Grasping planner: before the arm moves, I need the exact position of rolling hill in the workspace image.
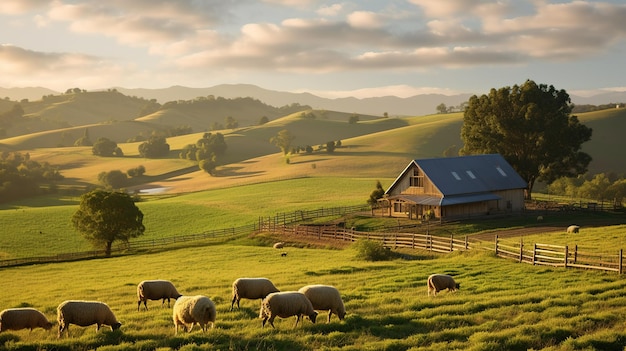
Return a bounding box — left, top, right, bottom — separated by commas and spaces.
1, 89, 625, 197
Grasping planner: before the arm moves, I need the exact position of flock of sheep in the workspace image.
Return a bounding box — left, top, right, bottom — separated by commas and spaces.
0, 239, 462, 338
0, 276, 354, 337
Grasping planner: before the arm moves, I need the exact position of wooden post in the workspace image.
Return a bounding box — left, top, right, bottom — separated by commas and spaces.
533, 243, 537, 265
450, 234, 454, 252
519, 238, 523, 263
564, 245, 569, 268
619, 249, 623, 274
465, 235, 468, 250
574, 245, 578, 264
494, 235, 499, 256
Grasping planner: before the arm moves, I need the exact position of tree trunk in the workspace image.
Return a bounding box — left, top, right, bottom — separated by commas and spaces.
105, 241, 113, 257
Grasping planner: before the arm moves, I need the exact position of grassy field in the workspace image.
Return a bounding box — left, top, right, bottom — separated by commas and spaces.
0, 177, 392, 259
1, 236, 626, 350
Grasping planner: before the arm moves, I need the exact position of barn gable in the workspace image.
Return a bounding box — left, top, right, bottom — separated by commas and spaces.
381, 154, 527, 220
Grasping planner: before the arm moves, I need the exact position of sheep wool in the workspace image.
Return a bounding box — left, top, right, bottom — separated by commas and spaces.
172, 295, 216, 335
259, 291, 318, 329
137, 279, 183, 311
298, 285, 346, 323
57, 300, 121, 338
427, 274, 460, 296
273, 242, 285, 249
567, 225, 580, 233
231, 277, 280, 310
0, 308, 53, 332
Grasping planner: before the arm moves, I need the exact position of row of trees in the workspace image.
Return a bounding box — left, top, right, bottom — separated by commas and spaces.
547, 173, 626, 204
179, 132, 228, 175
0, 152, 64, 202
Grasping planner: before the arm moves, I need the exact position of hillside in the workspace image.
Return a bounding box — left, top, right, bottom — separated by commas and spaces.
1, 88, 625, 197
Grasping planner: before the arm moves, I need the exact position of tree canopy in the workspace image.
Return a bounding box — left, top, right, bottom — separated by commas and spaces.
71, 190, 145, 257
460, 80, 592, 199
270, 129, 295, 156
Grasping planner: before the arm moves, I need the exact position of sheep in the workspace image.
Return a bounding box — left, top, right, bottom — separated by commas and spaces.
0, 308, 53, 332
259, 291, 318, 328
298, 284, 346, 323
172, 295, 216, 334
427, 274, 460, 297
273, 242, 285, 249
137, 279, 182, 311
567, 225, 580, 233
57, 300, 121, 338
536, 215, 544, 222
230, 277, 280, 310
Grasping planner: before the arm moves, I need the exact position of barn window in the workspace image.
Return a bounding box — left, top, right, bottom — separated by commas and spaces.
451, 171, 461, 180
410, 168, 424, 187
496, 166, 507, 177
466, 170, 476, 179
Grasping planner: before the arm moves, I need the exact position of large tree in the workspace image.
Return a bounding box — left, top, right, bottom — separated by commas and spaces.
71, 190, 145, 257
270, 129, 295, 155
460, 80, 592, 199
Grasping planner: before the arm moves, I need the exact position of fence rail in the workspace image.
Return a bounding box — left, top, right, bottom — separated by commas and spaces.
492, 235, 624, 273
259, 222, 472, 253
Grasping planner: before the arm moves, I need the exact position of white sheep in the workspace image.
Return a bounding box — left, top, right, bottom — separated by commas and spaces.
298, 285, 346, 323
567, 225, 580, 233
172, 295, 216, 335
137, 279, 182, 311
259, 291, 318, 328
57, 300, 121, 338
231, 277, 280, 310
536, 215, 544, 222
427, 274, 460, 297
0, 308, 53, 332
273, 242, 285, 249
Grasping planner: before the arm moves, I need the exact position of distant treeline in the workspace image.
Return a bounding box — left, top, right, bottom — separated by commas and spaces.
571, 103, 625, 113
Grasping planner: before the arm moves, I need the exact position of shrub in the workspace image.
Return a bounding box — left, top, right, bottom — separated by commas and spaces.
353, 239, 393, 261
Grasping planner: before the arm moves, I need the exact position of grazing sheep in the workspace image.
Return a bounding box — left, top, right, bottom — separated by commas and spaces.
231, 278, 280, 310
427, 274, 460, 297
298, 285, 346, 323
259, 291, 318, 328
57, 300, 121, 338
536, 215, 544, 222
273, 242, 285, 249
281, 252, 288, 257
137, 280, 182, 311
172, 295, 216, 334
0, 308, 53, 332
567, 225, 580, 233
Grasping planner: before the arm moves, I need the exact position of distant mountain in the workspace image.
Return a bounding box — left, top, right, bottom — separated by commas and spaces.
116, 84, 472, 117
3, 84, 625, 116
0, 87, 59, 101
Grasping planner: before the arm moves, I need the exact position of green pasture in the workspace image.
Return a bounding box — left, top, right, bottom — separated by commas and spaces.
2, 242, 626, 350
0, 177, 392, 259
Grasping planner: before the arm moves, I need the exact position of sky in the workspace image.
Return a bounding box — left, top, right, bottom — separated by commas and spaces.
0, 0, 625, 99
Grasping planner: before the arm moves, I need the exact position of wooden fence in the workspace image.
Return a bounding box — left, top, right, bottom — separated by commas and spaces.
259, 222, 473, 253
0, 224, 256, 268
492, 235, 624, 274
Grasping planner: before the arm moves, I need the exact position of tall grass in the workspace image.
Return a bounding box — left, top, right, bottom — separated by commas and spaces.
1, 244, 626, 350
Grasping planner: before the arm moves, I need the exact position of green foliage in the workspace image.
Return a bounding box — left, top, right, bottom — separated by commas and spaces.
348, 114, 359, 124
199, 156, 217, 175
0, 151, 63, 202
460, 80, 593, 198
548, 173, 626, 202
258, 116, 269, 125
326, 141, 336, 153
367, 180, 385, 206
138, 136, 170, 158
92, 137, 122, 157
270, 129, 295, 155
353, 239, 393, 261
71, 190, 145, 256
97, 170, 128, 190
127, 165, 146, 178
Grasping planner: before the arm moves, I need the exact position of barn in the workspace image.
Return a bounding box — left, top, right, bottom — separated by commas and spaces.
378, 154, 527, 221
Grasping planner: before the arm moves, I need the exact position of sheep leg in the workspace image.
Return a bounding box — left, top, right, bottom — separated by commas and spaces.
293, 315, 301, 328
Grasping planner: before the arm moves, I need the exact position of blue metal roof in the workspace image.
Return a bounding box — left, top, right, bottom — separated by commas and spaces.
415, 154, 526, 196
387, 154, 527, 197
